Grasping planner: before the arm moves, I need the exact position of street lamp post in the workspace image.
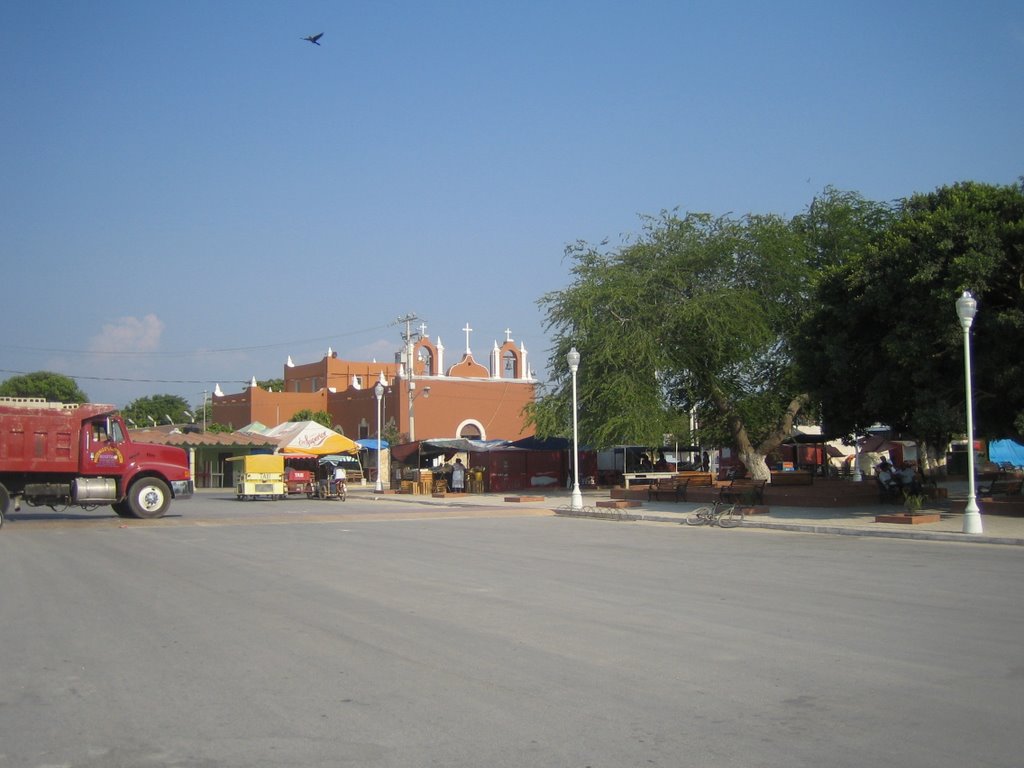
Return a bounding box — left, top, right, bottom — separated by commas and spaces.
956, 291, 982, 535
567, 347, 583, 510
374, 381, 384, 493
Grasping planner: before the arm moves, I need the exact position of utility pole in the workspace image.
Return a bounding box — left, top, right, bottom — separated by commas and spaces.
395, 313, 422, 441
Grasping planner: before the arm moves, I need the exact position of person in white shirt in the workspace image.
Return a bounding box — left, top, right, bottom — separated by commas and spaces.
897, 462, 921, 494
877, 460, 897, 490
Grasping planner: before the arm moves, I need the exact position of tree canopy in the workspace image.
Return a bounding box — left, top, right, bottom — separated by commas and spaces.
798, 180, 1024, 448
122, 394, 191, 428
290, 409, 332, 428
0, 371, 89, 403
528, 209, 818, 479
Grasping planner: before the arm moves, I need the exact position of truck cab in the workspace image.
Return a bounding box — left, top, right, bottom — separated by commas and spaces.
0, 398, 194, 522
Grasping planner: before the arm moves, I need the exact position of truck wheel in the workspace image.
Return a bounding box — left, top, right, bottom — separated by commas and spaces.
126, 477, 171, 519
112, 501, 133, 518
0, 484, 8, 527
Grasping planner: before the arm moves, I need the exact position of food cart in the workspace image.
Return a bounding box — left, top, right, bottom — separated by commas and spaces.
227, 454, 286, 500
284, 465, 314, 494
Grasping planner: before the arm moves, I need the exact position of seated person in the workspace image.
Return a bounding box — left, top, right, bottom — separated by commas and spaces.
877, 460, 897, 490
896, 462, 921, 494
333, 465, 347, 494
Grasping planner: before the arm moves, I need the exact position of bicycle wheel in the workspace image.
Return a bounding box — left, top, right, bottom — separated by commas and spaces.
684, 507, 713, 525
717, 505, 743, 528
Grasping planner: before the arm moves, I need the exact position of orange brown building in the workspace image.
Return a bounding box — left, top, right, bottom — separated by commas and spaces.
212, 324, 538, 443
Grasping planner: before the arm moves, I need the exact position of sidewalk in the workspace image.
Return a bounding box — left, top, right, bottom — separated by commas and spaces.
348, 483, 1024, 546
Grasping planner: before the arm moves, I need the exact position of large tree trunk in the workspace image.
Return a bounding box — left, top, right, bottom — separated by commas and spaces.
738, 448, 771, 481
711, 387, 809, 483
919, 440, 947, 479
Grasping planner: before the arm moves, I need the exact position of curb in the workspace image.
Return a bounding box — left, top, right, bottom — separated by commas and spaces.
553, 507, 1024, 546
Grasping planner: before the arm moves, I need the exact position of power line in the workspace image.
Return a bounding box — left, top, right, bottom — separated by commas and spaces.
0, 369, 247, 385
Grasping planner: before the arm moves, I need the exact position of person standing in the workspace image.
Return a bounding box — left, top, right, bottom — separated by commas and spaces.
451, 458, 467, 493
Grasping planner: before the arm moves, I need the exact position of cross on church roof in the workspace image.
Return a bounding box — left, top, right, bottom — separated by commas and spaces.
504, 328, 513, 343
463, 323, 473, 354
418, 322, 428, 338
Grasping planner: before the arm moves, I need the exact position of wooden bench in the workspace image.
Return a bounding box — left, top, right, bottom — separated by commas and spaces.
978, 478, 1024, 497
719, 478, 767, 505
645, 473, 715, 502
647, 476, 687, 502
876, 476, 902, 503
680, 473, 714, 500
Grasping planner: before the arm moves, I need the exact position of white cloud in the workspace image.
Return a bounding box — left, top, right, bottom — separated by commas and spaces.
350, 338, 400, 364
89, 314, 165, 354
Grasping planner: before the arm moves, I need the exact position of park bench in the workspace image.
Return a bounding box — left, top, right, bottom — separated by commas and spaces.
646, 473, 715, 502
647, 476, 687, 502
876, 476, 902, 503
679, 473, 714, 500
977, 477, 1024, 497
719, 478, 767, 505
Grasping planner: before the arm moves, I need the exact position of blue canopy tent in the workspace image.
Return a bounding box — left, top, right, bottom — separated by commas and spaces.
989, 439, 1024, 468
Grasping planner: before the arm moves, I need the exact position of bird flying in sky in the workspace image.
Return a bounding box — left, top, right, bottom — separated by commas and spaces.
303, 33, 323, 46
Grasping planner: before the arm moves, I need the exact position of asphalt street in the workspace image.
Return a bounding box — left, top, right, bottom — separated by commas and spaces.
1, 491, 1022, 768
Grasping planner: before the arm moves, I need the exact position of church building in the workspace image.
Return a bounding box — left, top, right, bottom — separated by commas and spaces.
212, 322, 538, 442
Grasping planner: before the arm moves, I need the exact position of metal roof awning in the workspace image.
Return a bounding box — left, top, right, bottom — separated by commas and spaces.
390, 438, 515, 464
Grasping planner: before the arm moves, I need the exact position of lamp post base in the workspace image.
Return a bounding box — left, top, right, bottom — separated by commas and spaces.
962, 498, 983, 534
570, 485, 584, 510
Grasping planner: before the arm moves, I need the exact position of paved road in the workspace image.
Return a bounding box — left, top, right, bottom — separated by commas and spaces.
2, 495, 1022, 767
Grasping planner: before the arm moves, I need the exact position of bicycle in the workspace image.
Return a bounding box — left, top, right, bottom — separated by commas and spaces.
684, 499, 744, 528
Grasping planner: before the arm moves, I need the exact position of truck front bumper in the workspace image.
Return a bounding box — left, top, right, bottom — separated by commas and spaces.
172, 480, 195, 499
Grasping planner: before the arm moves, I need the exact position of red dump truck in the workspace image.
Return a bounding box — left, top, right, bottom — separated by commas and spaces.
0, 397, 193, 525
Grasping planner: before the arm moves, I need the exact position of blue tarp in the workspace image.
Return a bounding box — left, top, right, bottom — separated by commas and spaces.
356, 438, 390, 450
989, 439, 1024, 467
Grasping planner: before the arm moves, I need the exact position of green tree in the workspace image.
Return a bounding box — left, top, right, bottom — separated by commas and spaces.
530, 210, 816, 479
798, 180, 1024, 456
123, 394, 191, 428
790, 188, 897, 432
257, 378, 284, 392
381, 419, 403, 447
0, 371, 89, 403
290, 409, 332, 428
792, 186, 896, 277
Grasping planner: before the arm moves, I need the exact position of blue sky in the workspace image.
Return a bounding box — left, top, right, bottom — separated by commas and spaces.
2, 1, 1021, 410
